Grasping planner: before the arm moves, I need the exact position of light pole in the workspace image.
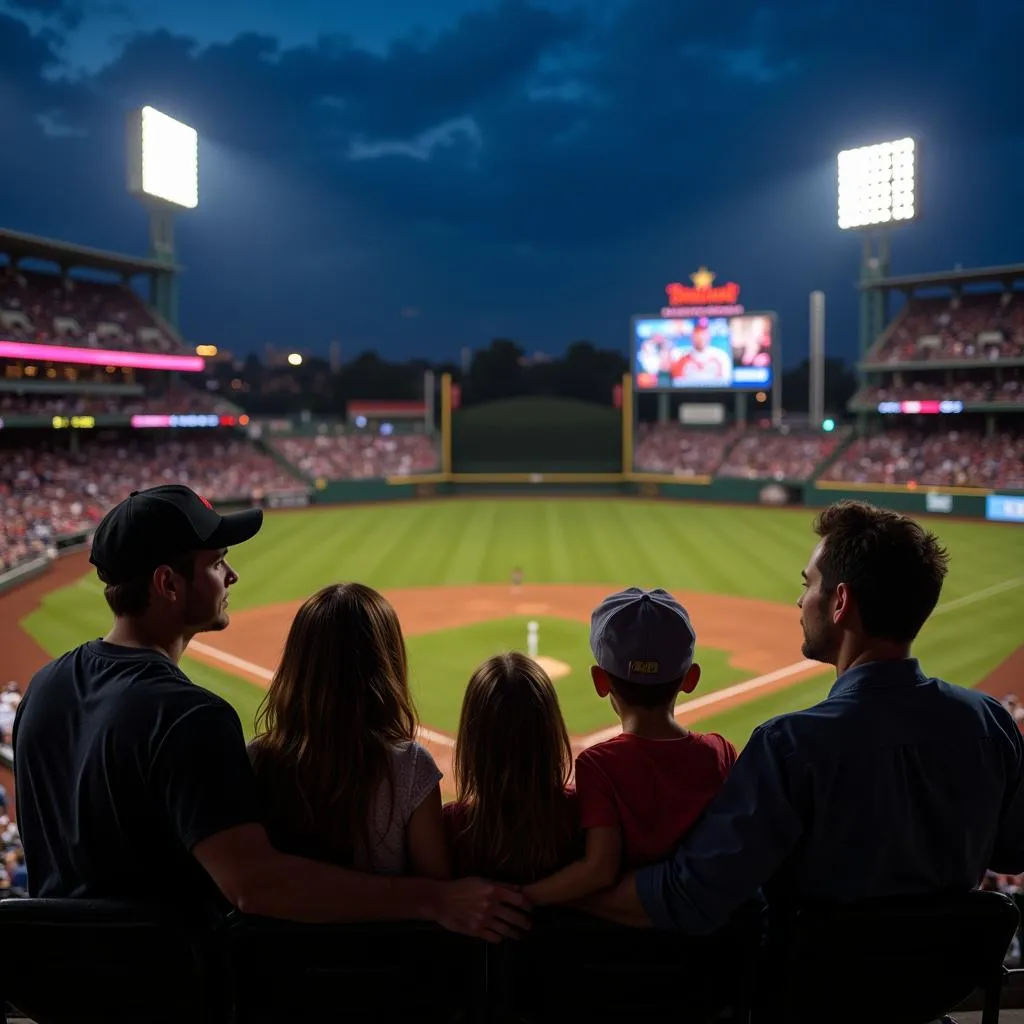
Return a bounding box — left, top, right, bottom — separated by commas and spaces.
126, 105, 199, 333
836, 137, 919, 416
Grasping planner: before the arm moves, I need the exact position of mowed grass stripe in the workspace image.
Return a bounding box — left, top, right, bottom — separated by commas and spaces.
542, 500, 577, 582
439, 500, 500, 584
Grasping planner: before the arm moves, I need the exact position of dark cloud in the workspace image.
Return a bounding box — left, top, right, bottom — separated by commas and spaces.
2, 0, 82, 28
0, 0, 1020, 361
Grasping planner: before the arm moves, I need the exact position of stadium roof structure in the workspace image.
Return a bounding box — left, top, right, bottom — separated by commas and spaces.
0, 226, 181, 277
859, 262, 1024, 291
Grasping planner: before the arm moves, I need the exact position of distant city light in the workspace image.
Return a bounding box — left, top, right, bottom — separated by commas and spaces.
195, 344, 218, 357
287, 352, 303, 367
822, 418, 836, 432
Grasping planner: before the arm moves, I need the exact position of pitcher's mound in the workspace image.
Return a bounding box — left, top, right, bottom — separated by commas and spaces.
533, 655, 572, 681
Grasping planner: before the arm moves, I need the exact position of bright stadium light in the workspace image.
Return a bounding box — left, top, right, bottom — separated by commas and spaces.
837, 137, 917, 230
287, 352, 303, 367
127, 106, 199, 209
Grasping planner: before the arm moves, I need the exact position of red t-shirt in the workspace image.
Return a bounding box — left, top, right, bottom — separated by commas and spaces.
574, 731, 737, 870
443, 789, 580, 883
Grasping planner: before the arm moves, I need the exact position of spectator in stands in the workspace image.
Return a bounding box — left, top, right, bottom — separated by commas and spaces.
248, 583, 449, 879
577, 500, 1024, 938
524, 589, 736, 906
9, 850, 26, 896
444, 653, 580, 884
13, 485, 528, 939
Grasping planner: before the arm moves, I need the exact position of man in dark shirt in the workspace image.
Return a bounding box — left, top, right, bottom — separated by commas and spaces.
14, 484, 527, 941
579, 499, 1024, 933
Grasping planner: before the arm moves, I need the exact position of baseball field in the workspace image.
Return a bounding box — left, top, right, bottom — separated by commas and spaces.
7, 498, 1024, 794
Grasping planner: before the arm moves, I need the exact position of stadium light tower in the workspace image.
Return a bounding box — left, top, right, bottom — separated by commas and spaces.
126, 106, 199, 332
837, 136, 919, 395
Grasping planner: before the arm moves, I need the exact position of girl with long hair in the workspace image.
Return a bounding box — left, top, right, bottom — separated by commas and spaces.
248, 582, 449, 878
445, 652, 580, 883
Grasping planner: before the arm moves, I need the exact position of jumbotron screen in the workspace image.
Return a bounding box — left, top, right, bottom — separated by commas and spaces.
633, 314, 774, 391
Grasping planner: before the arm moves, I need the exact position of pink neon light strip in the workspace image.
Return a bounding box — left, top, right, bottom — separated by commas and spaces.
0, 340, 205, 372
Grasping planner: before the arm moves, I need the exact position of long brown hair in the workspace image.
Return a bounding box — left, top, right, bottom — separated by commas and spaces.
250, 582, 417, 864
453, 652, 574, 882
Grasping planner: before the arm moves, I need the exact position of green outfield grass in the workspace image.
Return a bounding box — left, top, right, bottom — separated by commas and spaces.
19, 499, 1024, 749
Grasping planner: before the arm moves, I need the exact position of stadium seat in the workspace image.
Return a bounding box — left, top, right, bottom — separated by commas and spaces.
758, 890, 1020, 1024
486, 904, 763, 1023
219, 912, 485, 1024
0, 898, 222, 1024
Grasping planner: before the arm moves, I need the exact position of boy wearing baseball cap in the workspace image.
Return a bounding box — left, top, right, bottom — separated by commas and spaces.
524, 587, 737, 906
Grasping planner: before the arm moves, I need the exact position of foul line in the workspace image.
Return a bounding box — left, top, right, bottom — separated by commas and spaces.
579, 659, 821, 748
933, 575, 1024, 613
187, 639, 454, 747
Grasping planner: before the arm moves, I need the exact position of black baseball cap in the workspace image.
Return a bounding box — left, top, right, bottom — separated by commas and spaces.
89, 484, 263, 585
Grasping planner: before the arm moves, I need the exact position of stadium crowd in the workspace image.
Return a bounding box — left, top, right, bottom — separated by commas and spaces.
0, 266, 179, 353
632, 424, 738, 477
269, 433, 439, 480
0, 389, 233, 417
634, 424, 847, 481
872, 293, 1024, 363
0, 435, 305, 572
821, 428, 1024, 489
717, 428, 846, 482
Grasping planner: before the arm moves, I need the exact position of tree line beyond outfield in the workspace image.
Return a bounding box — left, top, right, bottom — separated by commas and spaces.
211, 340, 857, 418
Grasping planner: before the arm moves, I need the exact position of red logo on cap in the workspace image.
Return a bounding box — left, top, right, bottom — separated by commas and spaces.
198, 494, 213, 510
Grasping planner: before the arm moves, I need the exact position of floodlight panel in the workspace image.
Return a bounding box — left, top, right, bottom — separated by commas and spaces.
134, 106, 198, 209
837, 137, 916, 229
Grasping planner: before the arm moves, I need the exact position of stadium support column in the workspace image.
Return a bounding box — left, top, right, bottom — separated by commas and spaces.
809, 291, 826, 428
148, 205, 180, 331
621, 373, 633, 476
657, 392, 669, 424
440, 372, 453, 479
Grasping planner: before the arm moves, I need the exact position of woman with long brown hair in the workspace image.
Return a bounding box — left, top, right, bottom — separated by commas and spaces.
444, 652, 579, 883
248, 583, 449, 878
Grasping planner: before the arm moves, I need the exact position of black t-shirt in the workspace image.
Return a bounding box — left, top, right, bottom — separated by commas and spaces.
12, 639, 261, 902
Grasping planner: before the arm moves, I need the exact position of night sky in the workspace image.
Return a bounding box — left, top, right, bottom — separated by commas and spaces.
1, 0, 1021, 366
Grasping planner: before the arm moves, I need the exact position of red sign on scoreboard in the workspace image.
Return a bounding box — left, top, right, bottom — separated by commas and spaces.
662, 267, 744, 316
450, 383, 462, 410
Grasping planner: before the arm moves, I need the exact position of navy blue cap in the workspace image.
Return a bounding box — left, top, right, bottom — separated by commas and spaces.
590, 587, 696, 685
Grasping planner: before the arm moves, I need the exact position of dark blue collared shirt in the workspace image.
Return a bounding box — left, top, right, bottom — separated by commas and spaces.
636, 659, 1024, 934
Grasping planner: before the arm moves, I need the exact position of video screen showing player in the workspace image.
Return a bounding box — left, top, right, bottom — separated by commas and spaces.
634, 318, 732, 389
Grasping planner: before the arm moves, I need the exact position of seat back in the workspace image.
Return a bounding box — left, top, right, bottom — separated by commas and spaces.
769, 890, 1020, 1024
0, 898, 219, 1024
490, 904, 763, 1023
221, 913, 483, 1024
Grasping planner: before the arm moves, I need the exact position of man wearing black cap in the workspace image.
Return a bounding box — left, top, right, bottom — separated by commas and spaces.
13, 485, 527, 940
